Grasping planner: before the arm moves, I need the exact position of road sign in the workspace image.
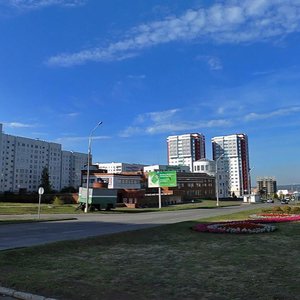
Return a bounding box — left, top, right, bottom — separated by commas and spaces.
148, 171, 177, 188
38, 187, 44, 195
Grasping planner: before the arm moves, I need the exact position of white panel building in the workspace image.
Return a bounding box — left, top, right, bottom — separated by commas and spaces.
212, 134, 250, 198
61, 151, 88, 189
0, 123, 87, 193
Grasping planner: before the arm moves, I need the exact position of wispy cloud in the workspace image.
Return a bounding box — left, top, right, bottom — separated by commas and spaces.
120, 104, 300, 137
244, 106, 300, 121
2, 122, 35, 128
196, 55, 223, 71
62, 112, 80, 118
127, 74, 146, 80
55, 135, 111, 143
47, 0, 300, 67
120, 108, 232, 137
3, 0, 86, 11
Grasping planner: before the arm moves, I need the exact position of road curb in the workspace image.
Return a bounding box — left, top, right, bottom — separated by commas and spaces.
0, 286, 57, 300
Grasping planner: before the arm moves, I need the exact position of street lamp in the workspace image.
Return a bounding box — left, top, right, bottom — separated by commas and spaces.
247, 166, 253, 203
215, 154, 224, 207
85, 121, 103, 213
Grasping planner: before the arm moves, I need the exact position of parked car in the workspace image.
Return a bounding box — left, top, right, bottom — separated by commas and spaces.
267, 199, 274, 203
281, 199, 289, 204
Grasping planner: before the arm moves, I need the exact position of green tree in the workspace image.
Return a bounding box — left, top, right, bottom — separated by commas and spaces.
40, 167, 52, 194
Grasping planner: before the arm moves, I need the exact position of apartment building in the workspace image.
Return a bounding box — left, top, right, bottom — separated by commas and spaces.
61, 151, 89, 189
167, 133, 206, 171
212, 134, 250, 198
0, 123, 87, 193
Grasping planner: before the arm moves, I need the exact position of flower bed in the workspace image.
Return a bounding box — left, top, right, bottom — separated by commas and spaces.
193, 221, 276, 234
249, 213, 300, 223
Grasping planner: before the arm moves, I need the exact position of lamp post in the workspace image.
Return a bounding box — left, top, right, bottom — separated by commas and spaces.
215, 154, 224, 207
247, 167, 253, 203
85, 121, 103, 213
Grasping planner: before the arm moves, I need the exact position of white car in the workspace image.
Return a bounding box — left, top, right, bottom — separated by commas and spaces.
266, 199, 274, 203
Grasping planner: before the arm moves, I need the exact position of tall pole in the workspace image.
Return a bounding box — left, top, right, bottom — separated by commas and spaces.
247, 167, 253, 203
215, 154, 224, 207
158, 186, 162, 209
85, 121, 103, 213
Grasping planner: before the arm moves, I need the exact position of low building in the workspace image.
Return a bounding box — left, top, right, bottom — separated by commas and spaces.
95, 162, 145, 173
193, 159, 216, 176
145, 172, 215, 202
143, 164, 190, 173
81, 170, 142, 190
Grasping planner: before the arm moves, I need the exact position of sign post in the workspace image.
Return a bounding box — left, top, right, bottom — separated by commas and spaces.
38, 187, 44, 219
148, 171, 177, 209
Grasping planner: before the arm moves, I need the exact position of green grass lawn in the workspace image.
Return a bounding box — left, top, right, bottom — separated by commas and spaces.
0, 200, 241, 215
0, 208, 299, 300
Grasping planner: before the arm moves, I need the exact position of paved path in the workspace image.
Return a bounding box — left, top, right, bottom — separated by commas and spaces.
0, 203, 267, 251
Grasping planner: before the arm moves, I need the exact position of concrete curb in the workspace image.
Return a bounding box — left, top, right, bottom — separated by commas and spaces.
0, 286, 57, 300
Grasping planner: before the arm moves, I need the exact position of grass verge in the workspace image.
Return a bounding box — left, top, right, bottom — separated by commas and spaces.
0, 200, 241, 216
0, 208, 299, 299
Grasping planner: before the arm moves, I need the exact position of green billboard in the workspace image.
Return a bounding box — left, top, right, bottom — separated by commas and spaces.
148, 171, 177, 188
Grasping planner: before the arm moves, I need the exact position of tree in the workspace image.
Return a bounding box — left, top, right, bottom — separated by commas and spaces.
40, 167, 52, 194
232, 192, 237, 199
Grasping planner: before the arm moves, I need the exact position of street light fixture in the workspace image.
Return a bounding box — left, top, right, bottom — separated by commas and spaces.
85, 121, 103, 213
215, 153, 225, 207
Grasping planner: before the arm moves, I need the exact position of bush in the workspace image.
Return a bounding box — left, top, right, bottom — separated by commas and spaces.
52, 196, 64, 206
281, 205, 292, 214
272, 206, 283, 213
291, 206, 300, 214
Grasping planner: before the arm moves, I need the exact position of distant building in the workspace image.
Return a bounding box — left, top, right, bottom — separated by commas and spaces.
95, 162, 145, 174
0, 123, 87, 193
143, 164, 190, 173
167, 133, 206, 171
257, 177, 277, 196
61, 151, 89, 189
193, 159, 216, 176
212, 134, 250, 198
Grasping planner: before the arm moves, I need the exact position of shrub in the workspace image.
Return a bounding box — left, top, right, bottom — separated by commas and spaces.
272, 206, 283, 213
52, 196, 64, 206
291, 206, 300, 214
281, 205, 292, 214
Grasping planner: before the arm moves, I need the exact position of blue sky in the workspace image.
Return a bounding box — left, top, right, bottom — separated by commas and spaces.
0, 0, 300, 185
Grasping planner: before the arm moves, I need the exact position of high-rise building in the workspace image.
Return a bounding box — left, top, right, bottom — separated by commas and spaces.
167, 133, 206, 171
0, 123, 87, 193
212, 134, 250, 198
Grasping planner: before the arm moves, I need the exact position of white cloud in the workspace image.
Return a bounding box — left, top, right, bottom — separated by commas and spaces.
64, 112, 80, 117
47, 0, 300, 67
120, 108, 232, 137
3, 122, 34, 128
120, 104, 300, 137
244, 106, 300, 121
196, 55, 223, 70
4, 0, 86, 10
55, 135, 110, 143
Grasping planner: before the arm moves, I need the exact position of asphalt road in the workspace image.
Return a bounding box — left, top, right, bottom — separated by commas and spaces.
0, 203, 267, 251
